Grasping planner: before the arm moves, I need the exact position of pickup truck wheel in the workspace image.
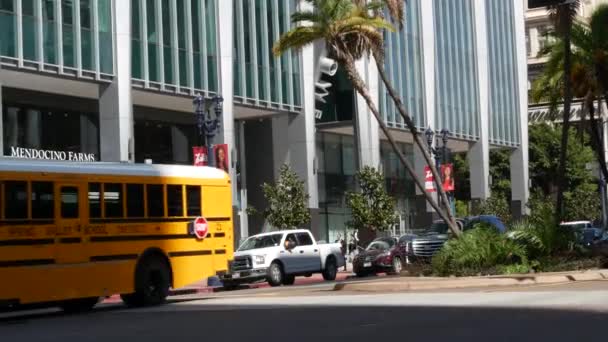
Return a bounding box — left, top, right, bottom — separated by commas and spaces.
282, 275, 296, 285
322, 257, 338, 281
267, 262, 283, 287
389, 257, 403, 275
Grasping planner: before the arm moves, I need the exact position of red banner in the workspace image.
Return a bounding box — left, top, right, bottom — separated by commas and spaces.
424, 165, 435, 192
192, 146, 207, 166
213, 144, 229, 173
441, 163, 455, 192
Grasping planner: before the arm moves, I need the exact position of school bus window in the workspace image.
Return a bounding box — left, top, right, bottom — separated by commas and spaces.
146, 184, 164, 217
186, 185, 201, 217
167, 185, 184, 217
104, 183, 124, 218
88, 183, 102, 218
32, 182, 54, 219
4, 181, 28, 219
61, 186, 79, 218
126, 184, 145, 218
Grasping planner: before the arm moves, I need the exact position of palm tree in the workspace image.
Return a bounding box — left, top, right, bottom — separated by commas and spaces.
532, 4, 608, 203
357, 0, 459, 229
272, 0, 461, 236
549, 0, 580, 221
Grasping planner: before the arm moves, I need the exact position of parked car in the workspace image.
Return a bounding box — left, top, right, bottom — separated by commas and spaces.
398, 215, 506, 263
221, 229, 345, 288
353, 237, 405, 277
560, 221, 604, 246
462, 215, 507, 233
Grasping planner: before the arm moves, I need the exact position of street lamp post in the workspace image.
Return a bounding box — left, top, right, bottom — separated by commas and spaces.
425, 127, 453, 214
193, 93, 224, 167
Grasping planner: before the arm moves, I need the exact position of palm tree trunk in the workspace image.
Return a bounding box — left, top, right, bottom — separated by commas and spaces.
338, 54, 461, 237
372, 53, 458, 233
555, 9, 574, 222
585, 94, 608, 181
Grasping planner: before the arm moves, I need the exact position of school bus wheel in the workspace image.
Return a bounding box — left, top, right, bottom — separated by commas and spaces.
121, 253, 172, 307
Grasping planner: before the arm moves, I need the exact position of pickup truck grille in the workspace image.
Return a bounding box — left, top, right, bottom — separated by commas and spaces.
231, 256, 252, 271
412, 240, 446, 257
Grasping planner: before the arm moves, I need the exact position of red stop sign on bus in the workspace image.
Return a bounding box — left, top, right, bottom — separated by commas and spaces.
193, 217, 209, 239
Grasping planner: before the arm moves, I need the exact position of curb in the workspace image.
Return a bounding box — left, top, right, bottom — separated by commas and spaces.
333, 269, 608, 292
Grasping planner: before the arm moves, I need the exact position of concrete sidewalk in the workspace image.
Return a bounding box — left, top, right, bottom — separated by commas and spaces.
334, 269, 608, 292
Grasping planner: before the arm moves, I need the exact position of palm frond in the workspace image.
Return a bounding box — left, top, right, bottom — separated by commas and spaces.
272, 26, 324, 57
290, 11, 322, 25
590, 4, 608, 50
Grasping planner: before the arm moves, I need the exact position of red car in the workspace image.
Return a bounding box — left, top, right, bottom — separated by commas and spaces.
353, 237, 405, 277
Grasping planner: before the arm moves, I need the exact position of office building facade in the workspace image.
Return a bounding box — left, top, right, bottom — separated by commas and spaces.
1, 0, 529, 242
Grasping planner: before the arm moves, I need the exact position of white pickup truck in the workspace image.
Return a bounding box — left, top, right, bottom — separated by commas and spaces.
221, 229, 346, 288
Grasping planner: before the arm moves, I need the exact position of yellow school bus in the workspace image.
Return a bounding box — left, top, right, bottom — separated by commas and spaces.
0, 158, 233, 312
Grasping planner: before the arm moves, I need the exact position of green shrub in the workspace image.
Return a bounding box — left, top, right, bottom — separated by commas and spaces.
455, 200, 469, 218
432, 224, 529, 276
471, 194, 512, 224
508, 195, 577, 259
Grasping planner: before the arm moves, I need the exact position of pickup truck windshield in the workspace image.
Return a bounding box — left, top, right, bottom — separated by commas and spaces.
238, 234, 282, 251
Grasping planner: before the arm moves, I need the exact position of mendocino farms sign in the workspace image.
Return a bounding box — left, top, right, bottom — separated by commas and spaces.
10, 146, 96, 162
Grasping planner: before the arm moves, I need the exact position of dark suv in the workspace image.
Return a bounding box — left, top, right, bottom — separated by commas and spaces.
399, 215, 506, 263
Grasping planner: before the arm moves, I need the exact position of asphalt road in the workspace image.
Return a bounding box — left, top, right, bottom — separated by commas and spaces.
2, 280, 608, 342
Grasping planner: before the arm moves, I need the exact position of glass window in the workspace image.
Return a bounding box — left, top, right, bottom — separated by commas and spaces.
0, 5, 16, 57
284, 233, 297, 248
131, 0, 142, 78
0, 0, 14, 11
32, 182, 54, 219
22, 4, 37, 61
62, 0, 75, 67
88, 183, 101, 218
98, 0, 113, 74
80, 0, 91, 28
146, 184, 164, 217
22, 0, 35, 16
104, 183, 123, 218
190, 0, 199, 52
4, 181, 28, 219
186, 185, 201, 217
81, 0, 94, 70
126, 184, 145, 217
61, 186, 79, 218
161, 0, 173, 84
296, 233, 313, 246
237, 234, 282, 251
42, 0, 56, 64
167, 185, 183, 217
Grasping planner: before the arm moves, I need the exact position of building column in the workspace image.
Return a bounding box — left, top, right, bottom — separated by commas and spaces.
216, 0, 242, 244
99, 0, 133, 162
353, 57, 380, 169
470, 0, 491, 206
511, 0, 530, 218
